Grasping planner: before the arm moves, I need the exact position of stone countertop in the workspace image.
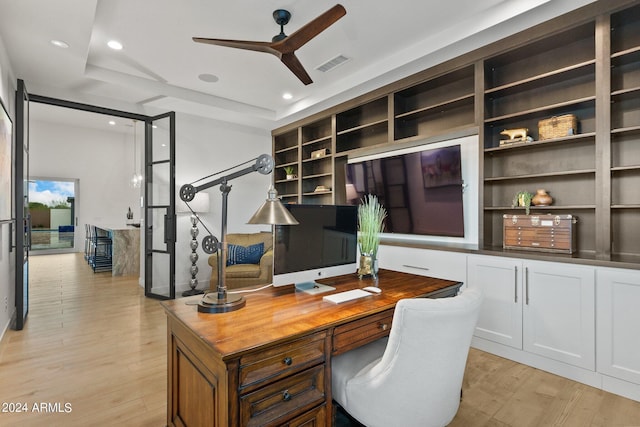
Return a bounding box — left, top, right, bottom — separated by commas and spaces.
95, 224, 141, 232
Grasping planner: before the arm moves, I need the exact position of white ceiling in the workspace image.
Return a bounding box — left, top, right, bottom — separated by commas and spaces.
0, 0, 596, 131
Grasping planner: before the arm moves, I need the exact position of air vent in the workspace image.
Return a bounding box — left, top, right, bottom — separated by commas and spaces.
316, 55, 350, 73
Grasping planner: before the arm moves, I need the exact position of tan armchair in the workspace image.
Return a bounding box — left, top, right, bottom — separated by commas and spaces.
208, 232, 273, 291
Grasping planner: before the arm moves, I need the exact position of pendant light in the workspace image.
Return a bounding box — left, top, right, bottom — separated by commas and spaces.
130, 120, 143, 188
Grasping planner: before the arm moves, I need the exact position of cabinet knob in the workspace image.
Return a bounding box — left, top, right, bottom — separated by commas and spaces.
283, 356, 293, 366
378, 323, 389, 331
282, 390, 292, 401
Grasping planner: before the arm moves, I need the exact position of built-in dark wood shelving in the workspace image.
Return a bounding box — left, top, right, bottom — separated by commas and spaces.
485, 169, 595, 182
302, 136, 331, 146
395, 94, 474, 119
275, 145, 297, 154
303, 172, 332, 179
611, 125, 640, 134
611, 86, 640, 97
611, 165, 640, 172
484, 97, 596, 124
277, 160, 297, 167
611, 45, 640, 59
485, 61, 596, 96
271, 0, 640, 266
484, 133, 596, 153
485, 205, 597, 211
336, 118, 388, 136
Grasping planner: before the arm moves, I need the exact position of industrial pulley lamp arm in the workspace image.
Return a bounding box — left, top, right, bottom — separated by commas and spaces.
179, 154, 297, 313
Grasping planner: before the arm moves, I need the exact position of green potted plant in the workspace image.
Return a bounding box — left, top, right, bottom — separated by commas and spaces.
512, 191, 534, 215
283, 166, 296, 180
357, 194, 387, 279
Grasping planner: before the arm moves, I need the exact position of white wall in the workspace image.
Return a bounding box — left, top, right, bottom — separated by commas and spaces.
29, 119, 142, 252
0, 35, 15, 339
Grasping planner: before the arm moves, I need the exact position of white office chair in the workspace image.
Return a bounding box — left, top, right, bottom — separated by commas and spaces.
331, 288, 483, 427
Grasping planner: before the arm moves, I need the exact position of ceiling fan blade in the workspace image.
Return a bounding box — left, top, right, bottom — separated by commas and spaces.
281, 52, 313, 85
193, 37, 276, 55
276, 4, 346, 53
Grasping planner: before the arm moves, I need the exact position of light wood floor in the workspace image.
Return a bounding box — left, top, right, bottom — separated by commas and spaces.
0, 253, 166, 426
1, 253, 639, 427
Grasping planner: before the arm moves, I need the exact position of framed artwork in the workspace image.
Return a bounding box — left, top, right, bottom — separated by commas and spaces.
421, 145, 462, 188
0, 97, 12, 222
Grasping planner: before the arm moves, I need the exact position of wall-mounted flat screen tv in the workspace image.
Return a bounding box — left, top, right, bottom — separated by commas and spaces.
345, 144, 464, 237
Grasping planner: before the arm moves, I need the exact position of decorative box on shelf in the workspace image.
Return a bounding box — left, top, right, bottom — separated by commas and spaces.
311, 148, 329, 159
503, 214, 577, 254
538, 114, 577, 140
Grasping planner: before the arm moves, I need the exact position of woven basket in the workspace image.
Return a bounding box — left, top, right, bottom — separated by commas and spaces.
538, 114, 577, 140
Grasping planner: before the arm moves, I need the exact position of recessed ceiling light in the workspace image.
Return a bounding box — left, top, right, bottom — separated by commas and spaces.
50, 39, 69, 49
198, 73, 219, 83
108, 120, 116, 126
107, 40, 123, 50
282, 92, 293, 100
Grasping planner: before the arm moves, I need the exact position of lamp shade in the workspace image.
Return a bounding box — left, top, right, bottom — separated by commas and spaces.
247, 187, 298, 225
177, 192, 210, 213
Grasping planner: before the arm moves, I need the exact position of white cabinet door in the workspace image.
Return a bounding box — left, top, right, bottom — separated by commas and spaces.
377, 245, 467, 282
597, 268, 640, 384
467, 255, 523, 349
523, 260, 595, 370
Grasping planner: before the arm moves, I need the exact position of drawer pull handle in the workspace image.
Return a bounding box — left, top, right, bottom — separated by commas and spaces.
402, 264, 429, 271
283, 356, 293, 366
379, 323, 389, 331
282, 390, 292, 401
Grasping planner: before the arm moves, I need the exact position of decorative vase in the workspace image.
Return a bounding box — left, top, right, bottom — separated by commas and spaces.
286, 174, 296, 180
358, 253, 377, 279
532, 189, 553, 206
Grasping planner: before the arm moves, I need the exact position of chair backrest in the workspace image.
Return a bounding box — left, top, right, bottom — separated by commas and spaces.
345, 288, 483, 427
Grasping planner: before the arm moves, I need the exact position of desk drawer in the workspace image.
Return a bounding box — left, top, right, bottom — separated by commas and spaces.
239, 332, 326, 390
332, 310, 393, 355
240, 365, 325, 427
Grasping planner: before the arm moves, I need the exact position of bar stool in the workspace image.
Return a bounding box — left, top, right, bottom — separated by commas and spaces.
89, 225, 113, 272
84, 224, 91, 262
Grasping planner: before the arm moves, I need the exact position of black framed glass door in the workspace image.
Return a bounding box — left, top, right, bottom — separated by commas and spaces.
14, 79, 29, 330
144, 112, 176, 299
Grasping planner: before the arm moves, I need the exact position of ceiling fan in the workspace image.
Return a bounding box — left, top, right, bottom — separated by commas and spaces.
193, 4, 346, 85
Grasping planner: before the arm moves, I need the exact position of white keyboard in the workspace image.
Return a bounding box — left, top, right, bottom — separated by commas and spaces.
323, 289, 372, 304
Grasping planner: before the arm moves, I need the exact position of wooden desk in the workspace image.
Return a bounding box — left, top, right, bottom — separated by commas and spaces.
161, 269, 462, 427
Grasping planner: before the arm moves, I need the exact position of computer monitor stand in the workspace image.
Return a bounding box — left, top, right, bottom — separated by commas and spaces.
295, 281, 335, 295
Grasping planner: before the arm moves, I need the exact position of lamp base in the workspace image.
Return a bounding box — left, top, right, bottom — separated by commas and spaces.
182, 288, 204, 297
198, 293, 246, 313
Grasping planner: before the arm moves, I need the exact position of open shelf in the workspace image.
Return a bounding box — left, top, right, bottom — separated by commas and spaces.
484, 205, 596, 211
485, 132, 595, 153
485, 169, 595, 182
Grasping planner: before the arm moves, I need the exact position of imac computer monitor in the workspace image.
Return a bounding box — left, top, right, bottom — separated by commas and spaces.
272, 204, 358, 290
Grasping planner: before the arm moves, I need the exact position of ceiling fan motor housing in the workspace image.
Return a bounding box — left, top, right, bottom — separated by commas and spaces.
273, 9, 291, 25
272, 9, 291, 42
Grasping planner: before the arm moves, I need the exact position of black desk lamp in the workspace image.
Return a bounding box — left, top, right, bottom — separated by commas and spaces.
179, 154, 298, 313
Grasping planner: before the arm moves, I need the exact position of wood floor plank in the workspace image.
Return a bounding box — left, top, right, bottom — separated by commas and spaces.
2, 253, 640, 426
